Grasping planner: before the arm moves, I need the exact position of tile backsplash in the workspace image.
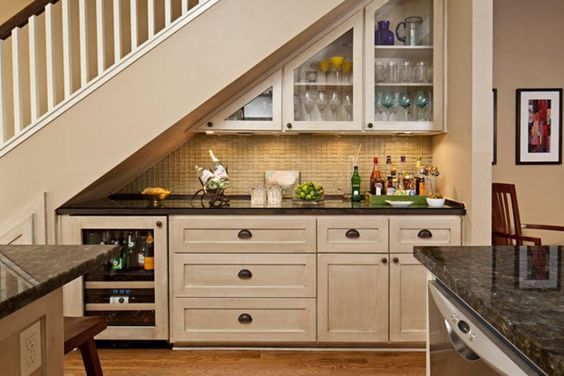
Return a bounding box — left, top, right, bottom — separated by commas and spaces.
119, 134, 433, 195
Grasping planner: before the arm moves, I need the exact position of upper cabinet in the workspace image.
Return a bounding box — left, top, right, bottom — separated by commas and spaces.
364, 0, 444, 132
282, 12, 363, 132
198, 70, 282, 132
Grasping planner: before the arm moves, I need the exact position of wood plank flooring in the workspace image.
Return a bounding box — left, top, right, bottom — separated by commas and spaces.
64, 349, 425, 375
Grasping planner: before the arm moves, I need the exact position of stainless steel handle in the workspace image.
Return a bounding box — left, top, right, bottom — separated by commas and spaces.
444, 319, 480, 362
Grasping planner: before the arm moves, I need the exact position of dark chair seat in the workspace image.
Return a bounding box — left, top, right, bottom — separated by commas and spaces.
64, 316, 107, 376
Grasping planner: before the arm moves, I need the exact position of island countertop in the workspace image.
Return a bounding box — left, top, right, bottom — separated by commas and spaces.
56, 194, 466, 215
0, 245, 119, 319
414, 245, 564, 376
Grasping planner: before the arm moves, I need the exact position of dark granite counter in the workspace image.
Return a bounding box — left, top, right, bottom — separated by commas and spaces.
57, 195, 466, 215
0, 245, 119, 319
415, 245, 564, 376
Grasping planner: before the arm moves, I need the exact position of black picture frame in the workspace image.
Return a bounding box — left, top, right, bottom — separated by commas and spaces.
516, 88, 562, 165
493, 88, 497, 165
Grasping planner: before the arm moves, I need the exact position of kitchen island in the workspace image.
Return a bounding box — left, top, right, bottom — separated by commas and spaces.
0, 245, 119, 375
415, 245, 563, 376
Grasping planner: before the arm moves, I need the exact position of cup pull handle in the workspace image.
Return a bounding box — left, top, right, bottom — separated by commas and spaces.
238, 229, 252, 239
395, 21, 406, 44
345, 229, 360, 239
237, 269, 253, 279
238, 313, 253, 324
418, 229, 433, 239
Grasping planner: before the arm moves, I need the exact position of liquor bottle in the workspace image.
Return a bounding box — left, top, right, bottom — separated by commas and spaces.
111, 239, 125, 271
195, 165, 214, 186
144, 232, 155, 271
209, 149, 228, 179
125, 232, 138, 271
415, 157, 424, 195
370, 157, 385, 196
351, 166, 362, 202
137, 236, 146, 269
386, 176, 396, 196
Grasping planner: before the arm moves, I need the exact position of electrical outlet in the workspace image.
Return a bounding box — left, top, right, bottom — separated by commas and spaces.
19, 321, 42, 376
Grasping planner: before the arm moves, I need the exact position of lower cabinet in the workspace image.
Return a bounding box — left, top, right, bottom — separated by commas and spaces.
389, 253, 428, 343
317, 254, 389, 343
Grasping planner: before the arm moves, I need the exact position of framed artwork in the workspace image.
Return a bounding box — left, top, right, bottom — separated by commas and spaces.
493, 88, 497, 165
516, 88, 562, 164
517, 246, 560, 290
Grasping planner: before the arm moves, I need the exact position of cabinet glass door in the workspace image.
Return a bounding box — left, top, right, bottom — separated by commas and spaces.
365, 0, 443, 132
283, 12, 363, 131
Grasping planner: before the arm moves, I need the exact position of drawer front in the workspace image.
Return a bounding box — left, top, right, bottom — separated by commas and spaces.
170, 216, 316, 253
389, 216, 462, 253
317, 216, 388, 253
173, 254, 316, 298
171, 298, 316, 343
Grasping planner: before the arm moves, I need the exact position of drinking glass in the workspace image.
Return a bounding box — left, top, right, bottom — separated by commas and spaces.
267, 186, 283, 207
342, 60, 353, 82
375, 62, 387, 82
381, 91, 396, 120
415, 91, 430, 121
318, 60, 330, 83
329, 91, 341, 120
387, 61, 399, 82
398, 92, 413, 121
302, 91, 316, 121
317, 91, 328, 121
413, 61, 428, 83
329, 56, 345, 83
375, 92, 385, 121
343, 93, 353, 121
251, 186, 266, 207
399, 61, 412, 83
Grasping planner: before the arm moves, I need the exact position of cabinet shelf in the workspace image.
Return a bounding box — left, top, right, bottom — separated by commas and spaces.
376, 83, 433, 87
374, 45, 433, 50
294, 82, 353, 87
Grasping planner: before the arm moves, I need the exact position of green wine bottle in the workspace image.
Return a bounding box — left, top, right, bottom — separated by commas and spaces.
351, 166, 362, 202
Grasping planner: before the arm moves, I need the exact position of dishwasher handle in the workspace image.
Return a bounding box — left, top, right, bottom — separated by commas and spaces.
444, 319, 481, 362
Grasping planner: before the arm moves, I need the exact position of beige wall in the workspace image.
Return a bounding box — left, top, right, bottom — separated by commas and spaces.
493, 0, 564, 244
0, 0, 33, 24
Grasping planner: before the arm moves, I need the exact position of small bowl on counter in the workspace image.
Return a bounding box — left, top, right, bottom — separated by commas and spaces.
426, 197, 446, 208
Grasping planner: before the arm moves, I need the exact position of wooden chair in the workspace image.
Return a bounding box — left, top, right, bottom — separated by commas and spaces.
492, 183, 564, 245
64, 316, 107, 376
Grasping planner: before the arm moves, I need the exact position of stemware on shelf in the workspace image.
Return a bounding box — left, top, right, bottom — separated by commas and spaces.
380, 91, 396, 121
375, 92, 385, 121
415, 91, 430, 121
302, 91, 317, 121
317, 91, 328, 120
318, 60, 330, 83
343, 94, 353, 121
398, 92, 413, 121
387, 61, 399, 83
413, 61, 428, 83
342, 60, 353, 82
329, 91, 341, 121
399, 61, 412, 83
376, 61, 387, 82
329, 56, 345, 83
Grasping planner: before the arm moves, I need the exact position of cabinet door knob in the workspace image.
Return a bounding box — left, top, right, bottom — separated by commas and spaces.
367, 123, 373, 128
156, 221, 163, 228
207, 121, 213, 127
237, 269, 253, 279
237, 229, 253, 239
381, 257, 388, 264
286, 123, 292, 129
417, 229, 433, 239
238, 313, 253, 324
345, 229, 360, 239
393, 257, 399, 264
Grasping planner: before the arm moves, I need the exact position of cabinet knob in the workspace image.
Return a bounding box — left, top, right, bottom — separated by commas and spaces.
393, 257, 399, 264
237, 229, 253, 239
156, 221, 163, 228
417, 229, 433, 239
207, 121, 213, 128
286, 123, 292, 129
381, 257, 388, 264
367, 123, 373, 128
237, 269, 253, 279
345, 229, 360, 239
238, 313, 253, 324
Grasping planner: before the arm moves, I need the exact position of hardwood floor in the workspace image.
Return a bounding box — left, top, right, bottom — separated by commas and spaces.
64, 349, 425, 375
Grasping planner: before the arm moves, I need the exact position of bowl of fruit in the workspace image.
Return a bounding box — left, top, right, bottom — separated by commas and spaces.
293, 182, 324, 206
142, 187, 171, 207
426, 193, 445, 208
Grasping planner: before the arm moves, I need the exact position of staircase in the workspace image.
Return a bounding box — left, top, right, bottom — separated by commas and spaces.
0, 0, 353, 242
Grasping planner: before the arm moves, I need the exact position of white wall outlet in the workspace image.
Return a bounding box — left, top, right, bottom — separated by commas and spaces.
19, 321, 42, 376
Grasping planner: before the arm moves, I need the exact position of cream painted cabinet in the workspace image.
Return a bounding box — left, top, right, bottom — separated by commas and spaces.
389, 253, 428, 342
317, 254, 389, 343
389, 215, 462, 253
59, 215, 169, 340
317, 216, 389, 253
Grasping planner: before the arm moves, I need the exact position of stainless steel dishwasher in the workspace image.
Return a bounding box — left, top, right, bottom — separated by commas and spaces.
428, 281, 545, 376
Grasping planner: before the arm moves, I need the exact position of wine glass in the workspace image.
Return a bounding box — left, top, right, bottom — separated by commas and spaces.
343, 93, 353, 121
318, 60, 330, 83
415, 91, 429, 121
342, 60, 353, 82
329, 56, 344, 83
317, 91, 328, 121
381, 91, 396, 121
302, 91, 316, 121
398, 92, 413, 121
329, 91, 341, 120
375, 92, 385, 120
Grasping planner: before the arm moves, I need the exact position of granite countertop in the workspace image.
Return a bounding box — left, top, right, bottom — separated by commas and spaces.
56, 194, 466, 215
414, 245, 564, 376
0, 245, 119, 319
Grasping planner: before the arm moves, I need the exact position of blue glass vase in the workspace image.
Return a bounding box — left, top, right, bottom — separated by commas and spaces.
375, 20, 394, 45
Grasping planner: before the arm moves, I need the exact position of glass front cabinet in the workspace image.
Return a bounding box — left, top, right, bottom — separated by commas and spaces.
364, 0, 444, 132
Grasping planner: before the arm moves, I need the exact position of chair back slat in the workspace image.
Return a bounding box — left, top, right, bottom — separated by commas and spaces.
492, 183, 524, 245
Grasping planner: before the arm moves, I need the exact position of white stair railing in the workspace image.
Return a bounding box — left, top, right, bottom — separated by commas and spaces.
0, 0, 212, 157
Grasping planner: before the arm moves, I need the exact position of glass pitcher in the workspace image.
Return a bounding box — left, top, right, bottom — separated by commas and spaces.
396, 16, 423, 46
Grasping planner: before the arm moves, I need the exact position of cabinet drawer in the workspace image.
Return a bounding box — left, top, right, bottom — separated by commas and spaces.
171, 298, 316, 343
389, 216, 461, 253
170, 216, 316, 253
317, 216, 388, 253
173, 254, 316, 298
